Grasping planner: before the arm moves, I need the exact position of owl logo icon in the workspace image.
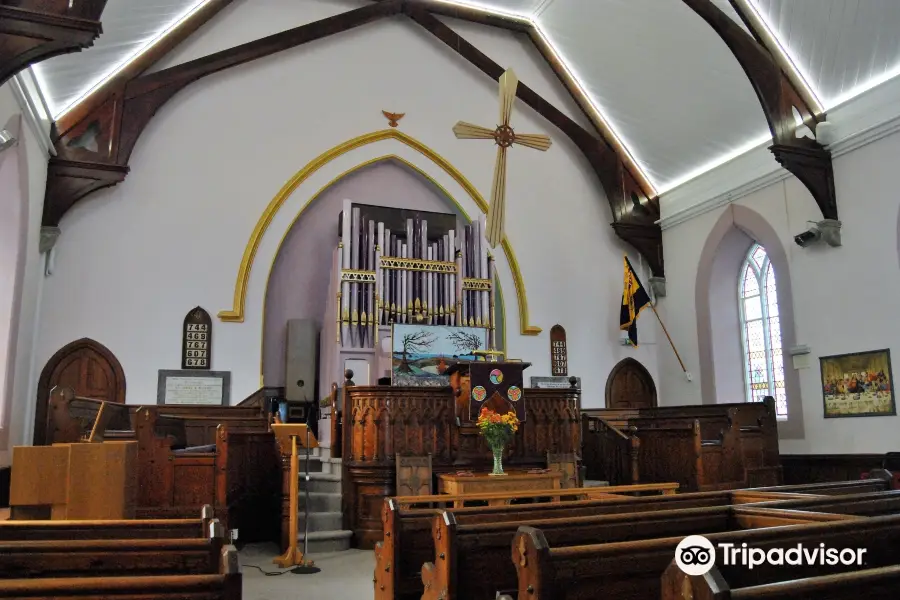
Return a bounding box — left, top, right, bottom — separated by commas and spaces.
675, 535, 716, 576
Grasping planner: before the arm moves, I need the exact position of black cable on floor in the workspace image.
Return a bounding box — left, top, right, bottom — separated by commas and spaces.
243, 564, 290, 576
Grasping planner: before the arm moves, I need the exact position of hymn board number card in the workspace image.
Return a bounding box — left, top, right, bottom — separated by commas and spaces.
182, 306, 212, 370
550, 325, 568, 376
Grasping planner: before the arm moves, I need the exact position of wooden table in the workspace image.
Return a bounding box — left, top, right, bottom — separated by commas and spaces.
438, 472, 562, 507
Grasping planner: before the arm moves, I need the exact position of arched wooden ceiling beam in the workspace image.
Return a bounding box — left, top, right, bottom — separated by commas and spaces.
42, 0, 664, 276
683, 0, 837, 222
0, 0, 106, 89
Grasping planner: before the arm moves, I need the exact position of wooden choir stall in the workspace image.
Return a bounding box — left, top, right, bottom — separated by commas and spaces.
336, 363, 581, 548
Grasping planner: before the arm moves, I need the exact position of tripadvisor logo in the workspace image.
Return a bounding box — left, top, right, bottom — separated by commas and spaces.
675, 535, 716, 576
675, 535, 868, 575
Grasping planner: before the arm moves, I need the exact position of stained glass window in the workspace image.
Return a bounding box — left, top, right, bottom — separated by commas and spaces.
738, 244, 787, 419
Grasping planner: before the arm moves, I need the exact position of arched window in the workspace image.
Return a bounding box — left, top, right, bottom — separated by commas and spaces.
738, 244, 787, 419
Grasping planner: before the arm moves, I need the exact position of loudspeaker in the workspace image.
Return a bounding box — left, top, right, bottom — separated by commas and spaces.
285, 319, 318, 402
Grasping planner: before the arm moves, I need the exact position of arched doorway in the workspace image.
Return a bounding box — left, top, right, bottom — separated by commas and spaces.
33, 338, 126, 444
605, 358, 657, 409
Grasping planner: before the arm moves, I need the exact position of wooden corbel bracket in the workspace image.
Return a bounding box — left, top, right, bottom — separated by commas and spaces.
0, 1, 106, 89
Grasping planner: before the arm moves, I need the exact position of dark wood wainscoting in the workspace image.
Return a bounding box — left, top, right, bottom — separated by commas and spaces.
780, 454, 885, 485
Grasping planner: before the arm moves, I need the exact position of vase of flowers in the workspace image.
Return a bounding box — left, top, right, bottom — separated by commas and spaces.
476, 406, 520, 476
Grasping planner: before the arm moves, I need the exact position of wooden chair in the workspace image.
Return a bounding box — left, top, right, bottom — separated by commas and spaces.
547, 452, 579, 489
395, 455, 433, 501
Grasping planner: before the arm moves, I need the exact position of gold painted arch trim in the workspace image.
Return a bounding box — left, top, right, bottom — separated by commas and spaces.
218, 128, 541, 336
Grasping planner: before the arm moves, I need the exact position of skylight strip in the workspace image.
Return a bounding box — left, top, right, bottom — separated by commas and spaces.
47, 0, 214, 119
434, 0, 659, 195
530, 22, 658, 196
656, 131, 772, 195
739, 0, 824, 114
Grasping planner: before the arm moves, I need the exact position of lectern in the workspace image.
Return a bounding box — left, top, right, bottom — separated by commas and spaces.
272, 423, 318, 570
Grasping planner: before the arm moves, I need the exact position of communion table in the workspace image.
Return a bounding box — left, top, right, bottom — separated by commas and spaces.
438, 471, 562, 508
340, 383, 580, 548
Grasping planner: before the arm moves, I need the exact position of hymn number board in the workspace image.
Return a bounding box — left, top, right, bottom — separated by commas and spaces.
182, 307, 212, 370
550, 325, 568, 376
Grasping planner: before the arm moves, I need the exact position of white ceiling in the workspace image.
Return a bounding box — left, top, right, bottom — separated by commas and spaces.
28, 0, 900, 194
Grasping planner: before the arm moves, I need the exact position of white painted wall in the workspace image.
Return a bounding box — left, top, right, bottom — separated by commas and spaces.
0, 81, 49, 466
35, 5, 660, 414
657, 125, 900, 454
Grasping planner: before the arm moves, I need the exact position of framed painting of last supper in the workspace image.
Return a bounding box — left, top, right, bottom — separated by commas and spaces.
820, 348, 895, 418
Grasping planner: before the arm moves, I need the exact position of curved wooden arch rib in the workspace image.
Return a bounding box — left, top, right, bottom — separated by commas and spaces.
681, 0, 837, 222
0, 2, 106, 89
221, 131, 540, 337
604, 357, 657, 409
44, 0, 663, 276
34, 337, 126, 445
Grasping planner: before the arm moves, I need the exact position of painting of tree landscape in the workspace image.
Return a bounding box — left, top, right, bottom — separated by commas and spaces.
391, 324, 488, 386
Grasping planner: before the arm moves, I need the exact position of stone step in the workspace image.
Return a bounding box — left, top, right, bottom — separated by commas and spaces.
299, 472, 342, 494
298, 492, 342, 513
584, 480, 610, 488
296, 529, 353, 554
297, 458, 323, 473
297, 511, 343, 532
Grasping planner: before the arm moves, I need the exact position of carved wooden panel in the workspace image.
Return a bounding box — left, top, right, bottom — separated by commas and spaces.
547, 452, 579, 489
550, 325, 568, 376
395, 455, 433, 497
182, 306, 212, 370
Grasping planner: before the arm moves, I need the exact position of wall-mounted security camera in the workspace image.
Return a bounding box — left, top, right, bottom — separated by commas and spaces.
0, 129, 17, 153
793, 228, 820, 247
794, 219, 841, 248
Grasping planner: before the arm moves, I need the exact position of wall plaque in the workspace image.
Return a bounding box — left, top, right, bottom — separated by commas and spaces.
182, 306, 212, 370
550, 324, 568, 376
531, 376, 580, 389
157, 370, 231, 406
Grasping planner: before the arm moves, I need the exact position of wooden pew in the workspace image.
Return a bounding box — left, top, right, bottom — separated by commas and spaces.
135, 408, 280, 540
375, 488, 806, 600
0, 521, 226, 578
750, 489, 900, 516
630, 420, 745, 492
666, 564, 900, 600
512, 511, 900, 600
582, 398, 781, 487
0, 544, 241, 600
422, 505, 853, 600
748, 475, 892, 495
0, 505, 215, 541
47, 387, 269, 447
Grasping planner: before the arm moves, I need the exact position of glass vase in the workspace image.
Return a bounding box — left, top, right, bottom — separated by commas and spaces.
490, 444, 506, 476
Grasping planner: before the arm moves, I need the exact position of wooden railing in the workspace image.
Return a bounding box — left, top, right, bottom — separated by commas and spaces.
581, 414, 638, 484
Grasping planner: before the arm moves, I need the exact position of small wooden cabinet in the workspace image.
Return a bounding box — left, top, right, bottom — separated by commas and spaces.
10, 441, 137, 520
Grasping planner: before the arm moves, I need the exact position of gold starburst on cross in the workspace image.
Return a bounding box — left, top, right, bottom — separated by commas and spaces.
452, 68, 552, 248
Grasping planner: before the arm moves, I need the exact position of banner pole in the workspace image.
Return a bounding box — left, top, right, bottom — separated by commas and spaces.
649, 303, 687, 373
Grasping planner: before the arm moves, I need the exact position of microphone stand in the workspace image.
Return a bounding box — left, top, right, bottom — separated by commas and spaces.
290, 404, 320, 575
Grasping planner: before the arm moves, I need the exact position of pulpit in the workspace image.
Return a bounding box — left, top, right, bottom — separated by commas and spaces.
340, 376, 580, 548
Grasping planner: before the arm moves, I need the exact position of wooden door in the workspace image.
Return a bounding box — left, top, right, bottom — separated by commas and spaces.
605, 358, 656, 409
34, 338, 126, 445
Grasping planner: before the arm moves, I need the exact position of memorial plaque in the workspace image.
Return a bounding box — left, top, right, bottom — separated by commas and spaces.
550, 324, 568, 376
182, 306, 212, 370
157, 370, 231, 406
531, 376, 581, 389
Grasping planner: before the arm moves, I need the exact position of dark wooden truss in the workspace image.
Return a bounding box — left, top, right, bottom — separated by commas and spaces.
0, 0, 107, 89
43, 0, 666, 276
684, 0, 837, 222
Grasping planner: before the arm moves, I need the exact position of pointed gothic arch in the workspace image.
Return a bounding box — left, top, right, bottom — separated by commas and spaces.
695, 204, 804, 439
34, 338, 126, 445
